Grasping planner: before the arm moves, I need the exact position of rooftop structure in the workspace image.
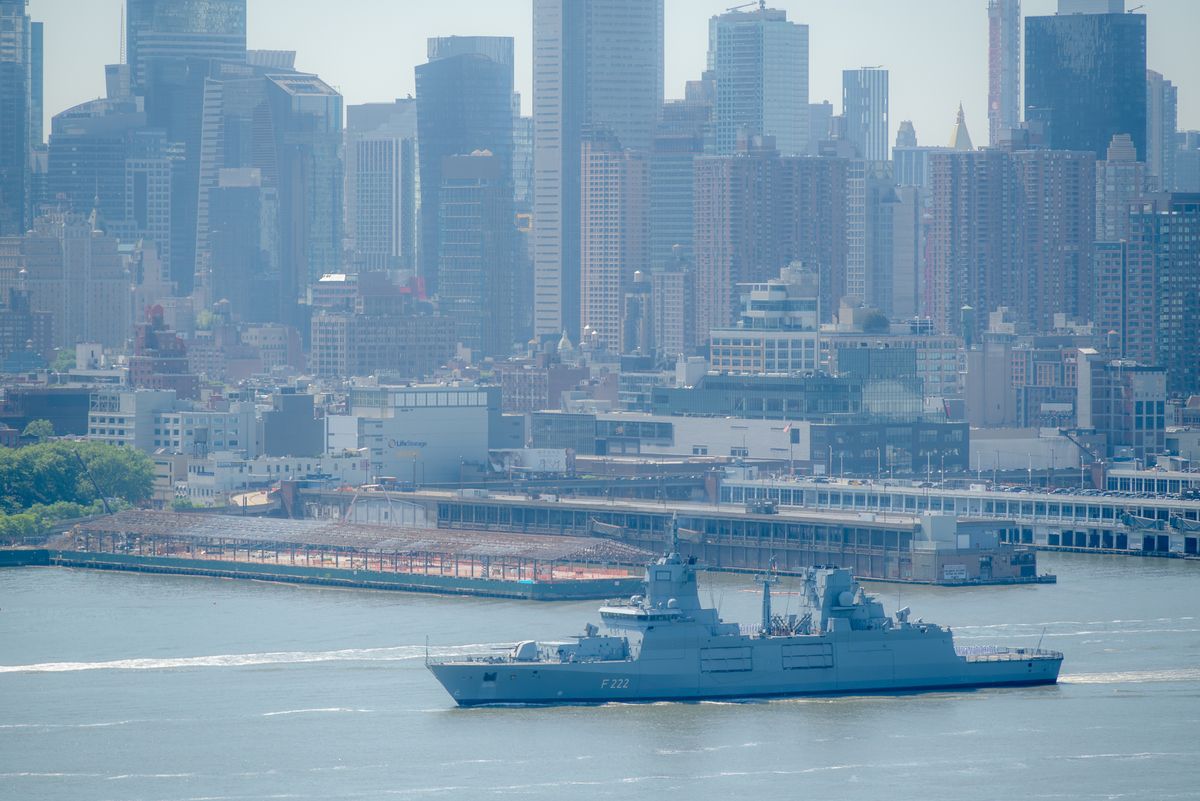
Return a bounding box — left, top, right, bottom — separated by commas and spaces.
721, 474, 1200, 557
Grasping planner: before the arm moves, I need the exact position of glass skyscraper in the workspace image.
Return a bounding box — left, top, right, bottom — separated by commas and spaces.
344, 100, 419, 273
532, 0, 664, 339
0, 0, 31, 236
266, 73, 342, 307
1025, 3, 1146, 159
842, 67, 889, 162
707, 5, 808, 156
126, 0, 247, 91
415, 36, 514, 297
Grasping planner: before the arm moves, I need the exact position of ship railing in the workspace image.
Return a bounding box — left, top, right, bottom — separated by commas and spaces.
426, 654, 514, 666
956, 645, 1063, 662
427, 652, 616, 666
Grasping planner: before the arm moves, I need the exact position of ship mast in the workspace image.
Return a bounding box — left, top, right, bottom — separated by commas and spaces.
755, 557, 780, 635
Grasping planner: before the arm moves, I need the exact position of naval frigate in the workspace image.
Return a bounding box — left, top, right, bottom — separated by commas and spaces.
427, 527, 1063, 706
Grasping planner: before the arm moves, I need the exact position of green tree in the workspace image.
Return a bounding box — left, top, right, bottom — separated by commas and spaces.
861, 311, 891, 334
22, 419, 54, 442
0, 441, 154, 514
51, 349, 75, 372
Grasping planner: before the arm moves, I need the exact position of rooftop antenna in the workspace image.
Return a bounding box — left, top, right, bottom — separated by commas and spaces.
119, 4, 126, 65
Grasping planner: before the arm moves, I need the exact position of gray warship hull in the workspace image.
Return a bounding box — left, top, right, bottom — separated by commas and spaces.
429, 633, 1060, 706
428, 539, 1063, 707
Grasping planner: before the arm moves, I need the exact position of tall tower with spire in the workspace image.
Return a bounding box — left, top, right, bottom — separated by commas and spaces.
949, 104, 974, 151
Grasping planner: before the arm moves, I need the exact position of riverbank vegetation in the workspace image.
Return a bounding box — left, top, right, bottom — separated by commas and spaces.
0, 439, 153, 543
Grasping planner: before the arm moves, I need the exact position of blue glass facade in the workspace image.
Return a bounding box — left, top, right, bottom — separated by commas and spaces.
1025, 11, 1146, 159
415, 39, 514, 297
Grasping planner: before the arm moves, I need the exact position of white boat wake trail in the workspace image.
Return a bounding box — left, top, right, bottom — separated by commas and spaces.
0, 643, 505, 674
1059, 668, 1200, 684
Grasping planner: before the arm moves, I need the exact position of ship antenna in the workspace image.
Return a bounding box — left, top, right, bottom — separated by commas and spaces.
755, 556, 780, 636
1036, 627, 1047, 653
669, 512, 679, 554
425, 635, 430, 667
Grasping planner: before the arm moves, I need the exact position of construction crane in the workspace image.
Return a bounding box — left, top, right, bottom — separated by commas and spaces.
726, 1, 766, 12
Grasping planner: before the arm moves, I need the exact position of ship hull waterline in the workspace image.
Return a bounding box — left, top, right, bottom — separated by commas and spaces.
429, 656, 1062, 707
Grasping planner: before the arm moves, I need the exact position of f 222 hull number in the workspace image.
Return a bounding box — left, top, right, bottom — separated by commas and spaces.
600, 678, 630, 689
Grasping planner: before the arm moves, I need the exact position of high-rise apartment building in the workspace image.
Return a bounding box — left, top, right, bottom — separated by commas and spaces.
415, 36, 514, 296
808, 101, 833, 155
926, 149, 1015, 337
842, 68, 889, 162
651, 77, 713, 270
1129, 194, 1200, 396
344, 100, 419, 272
207, 167, 280, 322
266, 73, 342, 307
1176, 131, 1200, 193
652, 77, 715, 272
0, 0, 32, 236
17, 211, 131, 349
650, 258, 690, 359
708, 5, 808, 156
891, 184, 923, 320
532, 0, 664, 339
845, 160, 896, 313
692, 138, 847, 342
1025, 1, 1146, 159
579, 132, 649, 352
692, 141, 784, 343
1092, 240, 1154, 365
928, 144, 1095, 338
437, 152, 516, 358
1095, 133, 1144, 243
650, 130, 703, 269
1145, 71, 1178, 193
1013, 149, 1096, 331
988, 0, 1021, 146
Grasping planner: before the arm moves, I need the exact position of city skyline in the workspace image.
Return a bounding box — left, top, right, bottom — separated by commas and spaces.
29, 0, 1200, 150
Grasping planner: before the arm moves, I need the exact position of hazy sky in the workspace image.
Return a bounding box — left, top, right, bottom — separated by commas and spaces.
30, 0, 1199, 148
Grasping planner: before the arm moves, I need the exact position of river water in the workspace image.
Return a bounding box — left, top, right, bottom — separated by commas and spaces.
2, 552, 1198, 801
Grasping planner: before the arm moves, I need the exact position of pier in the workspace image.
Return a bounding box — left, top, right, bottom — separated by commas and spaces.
36, 511, 651, 600
300, 489, 1049, 585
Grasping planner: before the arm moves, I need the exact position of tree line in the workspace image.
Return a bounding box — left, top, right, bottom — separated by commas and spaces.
0, 438, 154, 543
